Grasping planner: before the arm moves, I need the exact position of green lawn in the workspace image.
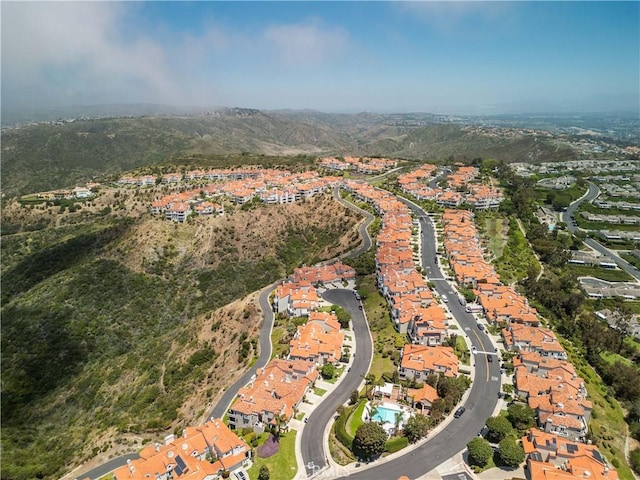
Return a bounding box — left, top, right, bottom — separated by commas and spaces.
247, 430, 298, 480
484, 215, 508, 260
455, 335, 471, 366
313, 387, 327, 396
599, 351, 634, 367
271, 326, 289, 359
620, 252, 640, 269
325, 366, 345, 384
567, 265, 634, 282
357, 274, 406, 381
346, 400, 367, 437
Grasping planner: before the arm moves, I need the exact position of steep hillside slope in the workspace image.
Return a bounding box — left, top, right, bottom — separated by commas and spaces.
0, 193, 361, 480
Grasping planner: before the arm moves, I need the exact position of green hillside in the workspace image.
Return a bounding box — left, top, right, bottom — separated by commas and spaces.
1, 113, 579, 197
0, 195, 360, 480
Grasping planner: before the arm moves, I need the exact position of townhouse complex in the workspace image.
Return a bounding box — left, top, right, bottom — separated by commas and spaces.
139, 169, 343, 222
228, 261, 355, 433
342, 177, 458, 389
523, 428, 619, 480
318, 155, 397, 174
112, 419, 250, 480
398, 164, 503, 209
396, 165, 617, 478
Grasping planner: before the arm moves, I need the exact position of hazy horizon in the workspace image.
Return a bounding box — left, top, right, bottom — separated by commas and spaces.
2, 1, 639, 116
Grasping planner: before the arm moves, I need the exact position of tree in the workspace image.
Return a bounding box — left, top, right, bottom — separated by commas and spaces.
486, 416, 514, 443
350, 389, 359, 405
403, 414, 431, 443
320, 363, 336, 380
507, 404, 535, 432
497, 437, 525, 468
467, 437, 493, 467
353, 422, 388, 460
258, 465, 270, 480
393, 411, 405, 433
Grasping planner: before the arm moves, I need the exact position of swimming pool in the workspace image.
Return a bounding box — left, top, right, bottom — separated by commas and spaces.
372, 405, 405, 424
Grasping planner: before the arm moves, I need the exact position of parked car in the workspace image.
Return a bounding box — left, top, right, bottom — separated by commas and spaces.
441, 294, 448, 303
454, 406, 466, 418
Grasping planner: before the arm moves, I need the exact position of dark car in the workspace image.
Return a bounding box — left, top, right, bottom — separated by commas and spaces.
454, 406, 466, 418
488, 355, 493, 362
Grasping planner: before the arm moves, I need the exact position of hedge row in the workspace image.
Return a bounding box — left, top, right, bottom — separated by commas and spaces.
334, 407, 355, 450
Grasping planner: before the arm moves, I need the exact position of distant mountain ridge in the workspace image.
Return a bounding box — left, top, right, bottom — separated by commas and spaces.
1, 108, 579, 197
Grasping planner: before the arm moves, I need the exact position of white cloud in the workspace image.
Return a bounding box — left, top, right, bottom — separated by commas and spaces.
0, 3, 351, 110
1, 2, 203, 108
264, 21, 349, 66
395, 1, 516, 34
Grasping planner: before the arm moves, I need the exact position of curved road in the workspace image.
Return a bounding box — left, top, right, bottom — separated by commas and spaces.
73, 190, 375, 480
341, 197, 501, 480
563, 182, 640, 281
300, 289, 374, 477
298, 187, 501, 479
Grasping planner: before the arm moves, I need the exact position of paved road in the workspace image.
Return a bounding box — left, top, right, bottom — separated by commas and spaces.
69, 454, 138, 480
333, 187, 375, 258
563, 182, 640, 281
299, 187, 501, 480
72, 190, 375, 480
208, 280, 280, 420
300, 289, 374, 477
343, 197, 501, 480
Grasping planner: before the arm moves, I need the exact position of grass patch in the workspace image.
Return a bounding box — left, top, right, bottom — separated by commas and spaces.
313, 387, 327, 396
493, 216, 540, 285
296, 412, 305, 421
484, 215, 508, 260
270, 326, 289, 359
599, 351, 634, 367
470, 454, 497, 474
346, 400, 367, 437
567, 265, 634, 282
325, 366, 345, 384
454, 335, 471, 366
357, 274, 406, 381
620, 252, 640, 269
246, 430, 298, 480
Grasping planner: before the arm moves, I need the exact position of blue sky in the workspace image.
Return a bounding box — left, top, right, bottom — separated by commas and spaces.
2, 1, 638, 114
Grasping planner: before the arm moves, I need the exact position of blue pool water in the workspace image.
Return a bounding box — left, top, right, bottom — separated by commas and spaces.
372, 405, 404, 424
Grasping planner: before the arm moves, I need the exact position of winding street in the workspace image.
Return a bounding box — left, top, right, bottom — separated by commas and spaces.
300, 289, 374, 477
563, 182, 640, 281
340, 197, 501, 480
71, 191, 375, 480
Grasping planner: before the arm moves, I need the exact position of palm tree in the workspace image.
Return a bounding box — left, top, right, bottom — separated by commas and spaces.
367, 402, 380, 423
394, 411, 405, 434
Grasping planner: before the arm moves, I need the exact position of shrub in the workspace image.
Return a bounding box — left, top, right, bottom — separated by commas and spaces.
486, 416, 514, 443
258, 465, 270, 480
353, 422, 387, 460
334, 407, 354, 450
497, 438, 525, 468
467, 437, 493, 467
321, 363, 336, 380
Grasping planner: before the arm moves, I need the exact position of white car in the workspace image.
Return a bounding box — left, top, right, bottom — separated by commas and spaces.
441, 294, 448, 303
